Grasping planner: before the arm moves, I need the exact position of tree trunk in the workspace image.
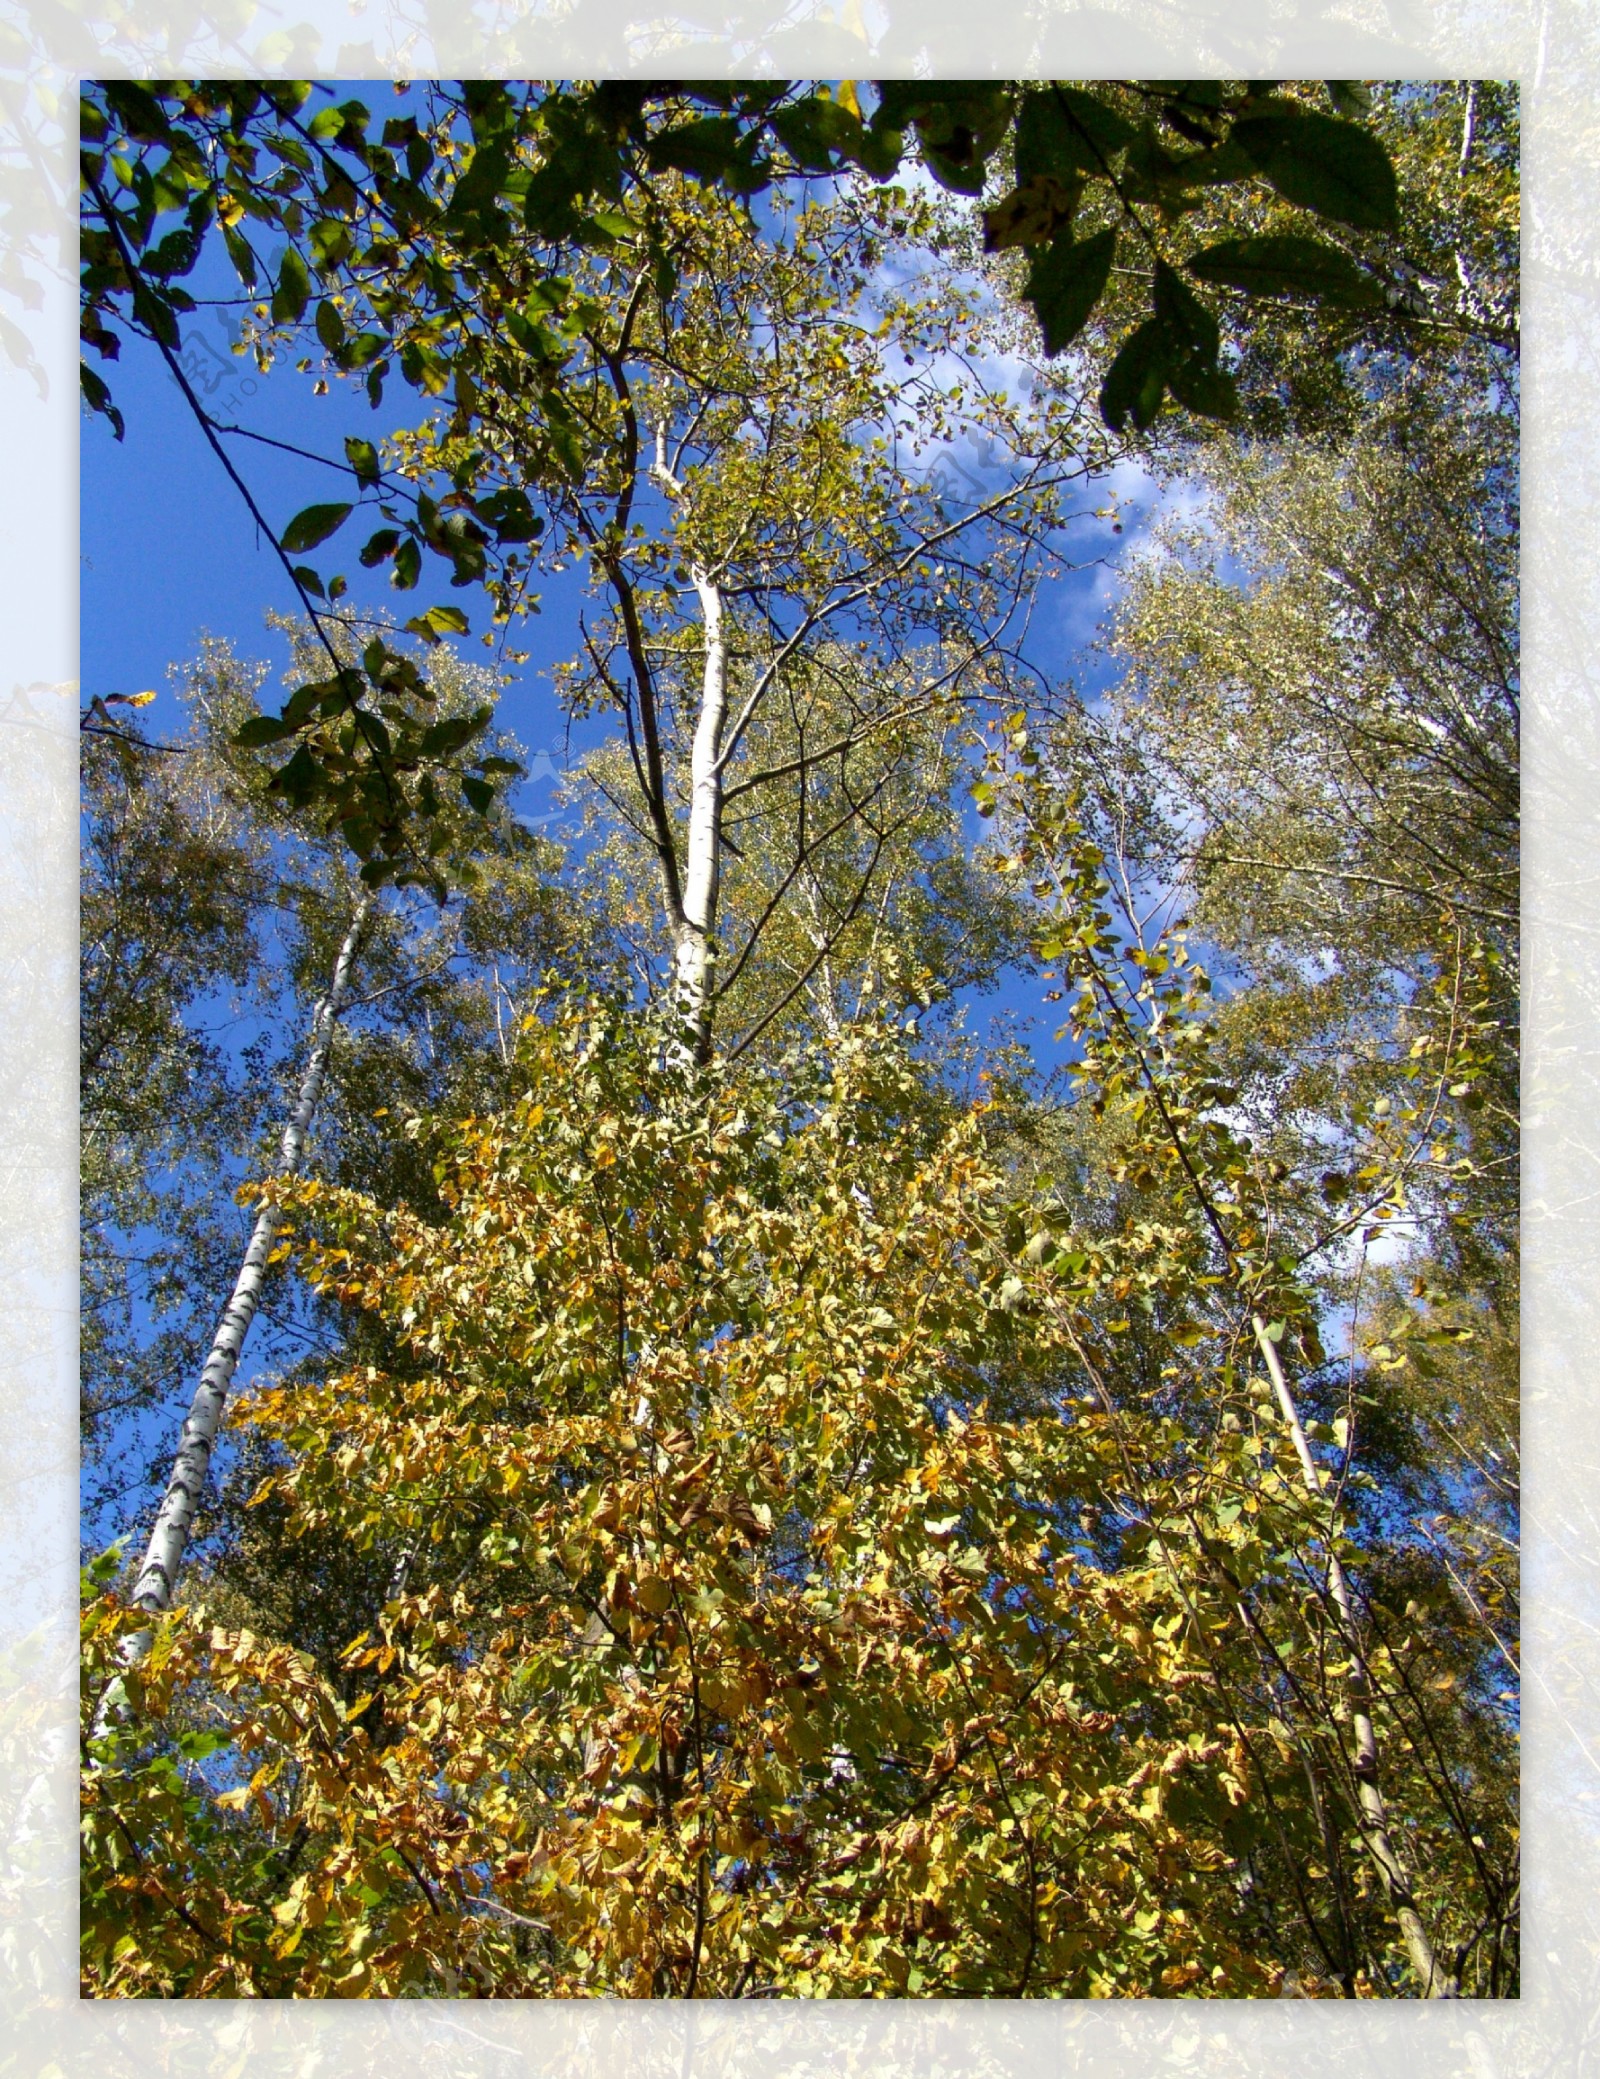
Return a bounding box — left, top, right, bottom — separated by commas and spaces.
130, 893, 372, 1617
669, 567, 727, 1067
1251, 1313, 1457, 1997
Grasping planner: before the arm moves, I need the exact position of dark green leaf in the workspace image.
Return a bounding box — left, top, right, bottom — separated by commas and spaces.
461, 775, 495, 814
315, 297, 346, 352
1099, 319, 1170, 432
280, 501, 352, 554
768, 94, 864, 173
359, 527, 401, 567
647, 115, 742, 182
392, 538, 421, 590
1152, 259, 1219, 362
1162, 139, 1256, 188
1025, 228, 1116, 356
1186, 233, 1384, 310
271, 244, 311, 324
474, 487, 541, 543
130, 281, 180, 350
232, 713, 298, 748
309, 217, 352, 271
103, 82, 177, 147
400, 339, 450, 396
1232, 109, 1399, 232
1324, 81, 1373, 119
223, 225, 258, 290
344, 436, 381, 488
266, 741, 322, 806
405, 603, 471, 643
1036, 84, 1136, 171
79, 362, 125, 440
1164, 354, 1238, 419
419, 715, 481, 757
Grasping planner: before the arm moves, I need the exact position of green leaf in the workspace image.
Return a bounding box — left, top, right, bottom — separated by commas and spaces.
648, 116, 746, 183
308, 217, 351, 270
232, 713, 297, 748
343, 331, 387, 368
404, 604, 470, 644
1037, 84, 1137, 170
271, 245, 311, 325
461, 774, 495, 814
359, 527, 401, 568
315, 296, 345, 352
1186, 233, 1384, 310
80, 362, 125, 440
393, 538, 421, 590
267, 741, 322, 806
1324, 81, 1373, 119
1099, 319, 1170, 432
280, 501, 352, 554
876, 83, 1013, 195
1152, 259, 1219, 363
290, 562, 326, 598
400, 339, 451, 396
1232, 109, 1399, 233
768, 94, 863, 173
419, 718, 471, 758
222, 225, 259, 290
1026, 228, 1116, 356
344, 436, 380, 488
474, 487, 541, 543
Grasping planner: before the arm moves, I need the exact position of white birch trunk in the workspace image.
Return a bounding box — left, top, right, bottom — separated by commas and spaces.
670, 567, 727, 1066
1251, 1313, 1456, 1997
128, 894, 372, 1619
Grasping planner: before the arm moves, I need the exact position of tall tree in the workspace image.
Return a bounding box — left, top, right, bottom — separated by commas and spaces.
373, 174, 1099, 1063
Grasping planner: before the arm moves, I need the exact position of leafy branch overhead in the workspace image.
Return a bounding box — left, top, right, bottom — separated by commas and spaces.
76, 80, 1438, 872
82, 80, 1408, 442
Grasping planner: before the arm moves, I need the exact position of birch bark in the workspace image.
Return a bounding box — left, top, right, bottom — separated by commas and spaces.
670, 567, 728, 1065
128, 893, 373, 1617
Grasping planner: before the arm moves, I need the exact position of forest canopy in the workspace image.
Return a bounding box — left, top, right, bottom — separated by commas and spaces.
80, 77, 1518, 2000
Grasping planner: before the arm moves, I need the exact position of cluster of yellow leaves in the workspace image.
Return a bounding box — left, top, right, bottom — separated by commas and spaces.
84, 1012, 1291, 1999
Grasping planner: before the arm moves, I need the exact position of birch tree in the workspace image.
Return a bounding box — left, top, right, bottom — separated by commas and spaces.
366, 178, 1111, 1066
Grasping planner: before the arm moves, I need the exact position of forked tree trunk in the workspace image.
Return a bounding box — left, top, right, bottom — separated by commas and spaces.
126, 894, 372, 1624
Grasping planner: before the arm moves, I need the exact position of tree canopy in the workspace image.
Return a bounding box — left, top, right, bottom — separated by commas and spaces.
81, 76, 1518, 2001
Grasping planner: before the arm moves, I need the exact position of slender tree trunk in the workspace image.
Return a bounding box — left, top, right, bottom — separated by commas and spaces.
1251, 1313, 1457, 1997
669, 567, 727, 1067
130, 893, 372, 1617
